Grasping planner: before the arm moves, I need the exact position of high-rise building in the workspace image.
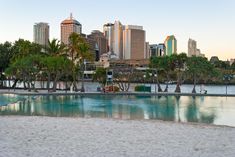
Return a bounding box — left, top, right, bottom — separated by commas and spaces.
145, 42, 150, 59
87, 30, 108, 60
103, 23, 114, 52
149, 44, 165, 57
149, 44, 158, 57
164, 35, 177, 56
158, 43, 165, 56
188, 38, 197, 57
113, 21, 123, 59
61, 13, 82, 45
188, 38, 204, 57
123, 25, 146, 60
33, 22, 49, 47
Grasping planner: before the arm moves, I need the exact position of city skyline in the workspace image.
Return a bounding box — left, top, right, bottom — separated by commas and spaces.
0, 0, 235, 60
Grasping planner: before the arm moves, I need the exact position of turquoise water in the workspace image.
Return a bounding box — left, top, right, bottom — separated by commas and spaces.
0, 94, 235, 127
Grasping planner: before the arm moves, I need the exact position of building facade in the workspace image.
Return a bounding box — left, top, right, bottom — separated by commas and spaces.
113, 21, 123, 59
123, 25, 146, 60
149, 44, 165, 57
145, 42, 150, 59
149, 44, 158, 57
188, 38, 205, 57
158, 43, 165, 56
164, 35, 177, 56
103, 23, 114, 53
87, 30, 108, 60
33, 22, 49, 47
61, 14, 82, 45
188, 38, 197, 57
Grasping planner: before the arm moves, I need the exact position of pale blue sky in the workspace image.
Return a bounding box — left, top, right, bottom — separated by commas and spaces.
0, 0, 234, 60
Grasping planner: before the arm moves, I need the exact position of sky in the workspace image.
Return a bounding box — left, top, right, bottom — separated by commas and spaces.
0, 0, 234, 60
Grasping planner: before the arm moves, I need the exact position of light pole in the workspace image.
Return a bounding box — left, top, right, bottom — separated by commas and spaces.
81, 59, 85, 92
143, 74, 146, 93
154, 74, 157, 94
223, 74, 233, 96
149, 73, 153, 93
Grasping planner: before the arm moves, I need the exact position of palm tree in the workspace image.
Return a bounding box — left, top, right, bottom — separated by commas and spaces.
67, 33, 94, 92
67, 33, 83, 91
46, 39, 66, 57
44, 39, 66, 91
78, 42, 94, 92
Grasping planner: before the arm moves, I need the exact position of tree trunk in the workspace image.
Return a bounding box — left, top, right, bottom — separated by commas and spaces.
125, 82, 130, 92
8, 77, 11, 89
23, 80, 26, 90
174, 72, 181, 93
164, 73, 170, 92
0, 71, 3, 88
11, 79, 19, 88
52, 72, 60, 92
117, 82, 124, 91
52, 79, 57, 92
156, 77, 162, 92
192, 77, 197, 93
27, 81, 31, 91
81, 71, 85, 92
47, 72, 51, 92
65, 74, 68, 93
175, 83, 181, 93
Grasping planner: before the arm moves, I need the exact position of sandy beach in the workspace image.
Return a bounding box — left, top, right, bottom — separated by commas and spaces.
0, 116, 234, 157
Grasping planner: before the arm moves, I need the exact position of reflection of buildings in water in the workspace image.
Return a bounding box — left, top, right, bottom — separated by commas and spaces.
0, 95, 218, 124
140, 96, 176, 121
184, 96, 216, 124
110, 95, 145, 120
174, 96, 181, 122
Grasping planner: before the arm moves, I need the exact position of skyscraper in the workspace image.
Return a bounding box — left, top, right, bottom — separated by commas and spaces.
188, 38, 197, 57
33, 22, 49, 47
123, 25, 146, 60
103, 23, 114, 52
164, 35, 177, 56
149, 44, 165, 57
113, 21, 123, 59
188, 38, 204, 57
61, 13, 82, 45
87, 30, 108, 59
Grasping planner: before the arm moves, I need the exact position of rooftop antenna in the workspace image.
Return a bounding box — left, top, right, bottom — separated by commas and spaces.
70, 13, 73, 19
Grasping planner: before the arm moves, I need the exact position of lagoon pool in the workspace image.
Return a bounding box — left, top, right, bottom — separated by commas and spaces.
0, 94, 235, 127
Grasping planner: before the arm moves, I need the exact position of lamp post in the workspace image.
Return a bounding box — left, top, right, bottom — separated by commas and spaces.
143, 74, 146, 93
149, 73, 153, 93
81, 59, 85, 92
154, 74, 157, 94
223, 74, 232, 96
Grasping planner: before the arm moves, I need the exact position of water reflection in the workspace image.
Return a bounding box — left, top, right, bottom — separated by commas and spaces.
1, 95, 235, 126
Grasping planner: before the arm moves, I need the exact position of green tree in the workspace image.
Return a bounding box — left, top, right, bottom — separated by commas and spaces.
186, 56, 216, 93
93, 67, 107, 87
46, 39, 66, 57
68, 33, 94, 92
171, 53, 187, 93
44, 39, 66, 90
41, 56, 72, 92
149, 56, 163, 92
0, 42, 14, 87
12, 39, 42, 61
5, 54, 43, 91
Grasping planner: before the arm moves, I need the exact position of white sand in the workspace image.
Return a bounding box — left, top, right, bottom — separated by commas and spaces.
0, 116, 235, 157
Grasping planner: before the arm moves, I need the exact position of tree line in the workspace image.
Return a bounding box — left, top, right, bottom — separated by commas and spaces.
0, 33, 93, 92
1, 34, 235, 93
